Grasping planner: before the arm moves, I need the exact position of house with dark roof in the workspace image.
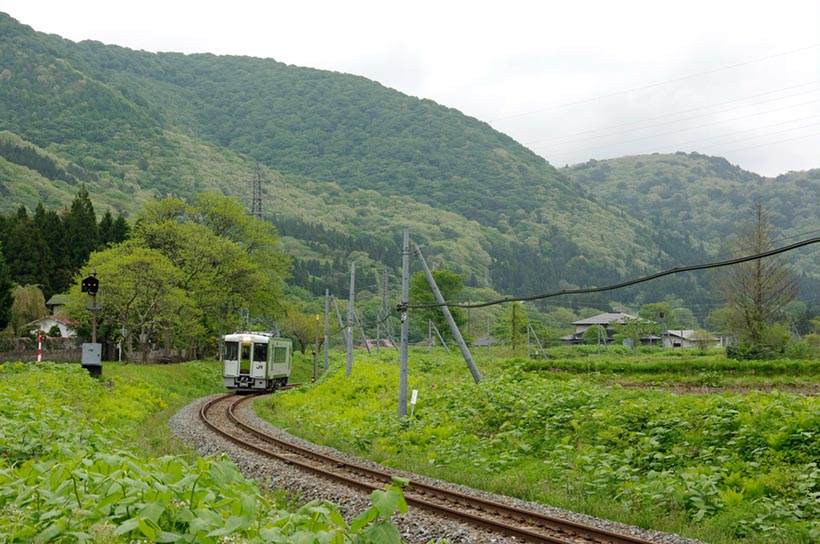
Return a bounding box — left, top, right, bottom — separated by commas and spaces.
561, 312, 639, 344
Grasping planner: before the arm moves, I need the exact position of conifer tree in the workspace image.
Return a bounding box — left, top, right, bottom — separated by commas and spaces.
0, 249, 12, 330
3, 206, 53, 294
34, 202, 71, 294
63, 185, 99, 270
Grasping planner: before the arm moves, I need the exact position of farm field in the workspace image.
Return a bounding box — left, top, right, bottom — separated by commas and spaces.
0, 360, 406, 543
257, 349, 820, 544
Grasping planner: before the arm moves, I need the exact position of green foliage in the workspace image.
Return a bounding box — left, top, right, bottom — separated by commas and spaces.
9, 284, 48, 337
0, 361, 413, 543
612, 317, 660, 354
409, 269, 466, 341
261, 352, 820, 542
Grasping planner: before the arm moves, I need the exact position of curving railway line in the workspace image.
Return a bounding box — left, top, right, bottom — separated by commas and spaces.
200, 392, 662, 544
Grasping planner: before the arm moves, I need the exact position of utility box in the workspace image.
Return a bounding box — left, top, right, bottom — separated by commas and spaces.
81, 343, 102, 377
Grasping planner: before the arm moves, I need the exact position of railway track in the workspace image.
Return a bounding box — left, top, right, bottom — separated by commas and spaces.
200, 392, 660, 544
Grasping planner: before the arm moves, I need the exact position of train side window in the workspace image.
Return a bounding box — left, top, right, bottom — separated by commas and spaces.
253, 342, 268, 362
273, 346, 287, 364
224, 341, 238, 360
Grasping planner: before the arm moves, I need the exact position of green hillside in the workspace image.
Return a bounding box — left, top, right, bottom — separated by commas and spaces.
0, 12, 669, 300
564, 153, 820, 312
564, 153, 820, 280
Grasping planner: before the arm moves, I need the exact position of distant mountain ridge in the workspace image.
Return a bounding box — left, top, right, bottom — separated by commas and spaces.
563, 153, 819, 281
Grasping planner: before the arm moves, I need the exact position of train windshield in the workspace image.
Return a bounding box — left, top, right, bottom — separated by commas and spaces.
224, 341, 238, 360
253, 342, 268, 362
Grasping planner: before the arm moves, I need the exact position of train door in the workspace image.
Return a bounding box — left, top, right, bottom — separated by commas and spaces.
240, 342, 252, 375
252, 341, 268, 379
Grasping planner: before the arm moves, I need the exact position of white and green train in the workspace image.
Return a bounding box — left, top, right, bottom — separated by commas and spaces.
222, 332, 292, 391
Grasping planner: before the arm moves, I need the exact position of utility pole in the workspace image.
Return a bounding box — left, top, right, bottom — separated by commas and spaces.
355, 310, 371, 355
413, 241, 482, 384
324, 290, 330, 371
398, 229, 410, 417
332, 295, 349, 345
487, 318, 491, 358
346, 262, 355, 376
313, 314, 319, 381
431, 320, 450, 352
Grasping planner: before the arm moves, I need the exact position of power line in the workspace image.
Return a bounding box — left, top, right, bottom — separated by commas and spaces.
407, 236, 820, 310
491, 44, 820, 122
525, 85, 820, 147
536, 102, 819, 157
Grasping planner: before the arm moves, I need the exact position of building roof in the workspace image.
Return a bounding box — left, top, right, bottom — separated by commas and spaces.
46, 294, 71, 306
572, 312, 639, 326
663, 330, 697, 339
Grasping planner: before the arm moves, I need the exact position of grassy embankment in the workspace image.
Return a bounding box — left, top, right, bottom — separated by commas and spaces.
256, 347, 820, 544
0, 357, 408, 543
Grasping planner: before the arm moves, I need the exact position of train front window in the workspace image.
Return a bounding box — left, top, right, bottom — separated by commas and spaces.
253, 342, 268, 362
224, 341, 238, 360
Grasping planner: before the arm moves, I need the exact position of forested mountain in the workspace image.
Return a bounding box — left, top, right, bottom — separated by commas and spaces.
0, 13, 661, 297
0, 12, 815, 317
564, 153, 819, 281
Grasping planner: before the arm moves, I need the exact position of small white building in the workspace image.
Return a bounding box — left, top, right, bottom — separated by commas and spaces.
28, 315, 77, 338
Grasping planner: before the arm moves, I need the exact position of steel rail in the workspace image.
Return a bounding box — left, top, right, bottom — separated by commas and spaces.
200, 393, 659, 544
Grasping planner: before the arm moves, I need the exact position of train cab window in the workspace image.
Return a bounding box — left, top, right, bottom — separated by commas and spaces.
224, 341, 238, 360
253, 342, 268, 362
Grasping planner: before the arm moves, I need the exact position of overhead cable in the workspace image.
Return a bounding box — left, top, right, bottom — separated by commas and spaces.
406, 236, 820, 310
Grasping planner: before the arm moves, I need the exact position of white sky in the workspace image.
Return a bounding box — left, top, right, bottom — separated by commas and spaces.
1, 0, 818, 177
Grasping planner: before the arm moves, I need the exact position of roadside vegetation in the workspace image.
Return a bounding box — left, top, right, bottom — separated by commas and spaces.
0, 360, 409, 543
258, 348, 820, 544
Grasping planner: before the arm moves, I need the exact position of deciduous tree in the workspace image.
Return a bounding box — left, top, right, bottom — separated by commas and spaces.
713, 202, 798, 345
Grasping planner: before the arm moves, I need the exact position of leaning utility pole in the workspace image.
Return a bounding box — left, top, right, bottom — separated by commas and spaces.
398, 229, 410, 417
346, 262, 356, 377
413, 241, 482, 384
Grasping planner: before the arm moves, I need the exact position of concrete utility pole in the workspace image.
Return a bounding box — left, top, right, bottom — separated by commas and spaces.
346, 262, 355, 377
313, 314, 319, 381
398, 229, 410, 417
430, 320, 450, 352
354, 310, 371, 355
331, 295, 349, 345
324, 290, 330, 371
412, 241, 482, 384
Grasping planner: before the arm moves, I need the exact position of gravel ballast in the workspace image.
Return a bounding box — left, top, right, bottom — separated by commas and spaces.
170, 394, 707, 544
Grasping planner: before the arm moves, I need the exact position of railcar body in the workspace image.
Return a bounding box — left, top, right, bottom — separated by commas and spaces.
222, 332, 291, 391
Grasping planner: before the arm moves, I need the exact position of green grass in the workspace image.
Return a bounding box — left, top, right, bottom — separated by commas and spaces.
0, 359, 411, 543
255, 349, 820, 544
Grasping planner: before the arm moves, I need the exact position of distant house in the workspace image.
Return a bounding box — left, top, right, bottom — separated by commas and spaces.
663, 330, 698, 349
663, 330, 727, 349
561, 312, 639, 344
472, 336, 502, 347
28, 315, 77, 338
46, 294, 71, 315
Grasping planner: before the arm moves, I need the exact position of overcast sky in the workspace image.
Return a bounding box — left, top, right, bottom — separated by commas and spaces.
1, 1, 818, 177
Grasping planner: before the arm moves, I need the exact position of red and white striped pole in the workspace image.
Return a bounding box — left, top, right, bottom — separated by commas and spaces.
37, 331, 42, 363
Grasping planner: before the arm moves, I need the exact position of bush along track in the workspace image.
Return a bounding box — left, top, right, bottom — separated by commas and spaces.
0, 361, 410, 543
259, 352, 820, 544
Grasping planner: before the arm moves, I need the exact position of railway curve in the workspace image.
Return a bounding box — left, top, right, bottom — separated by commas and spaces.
196, 392, 690, 544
